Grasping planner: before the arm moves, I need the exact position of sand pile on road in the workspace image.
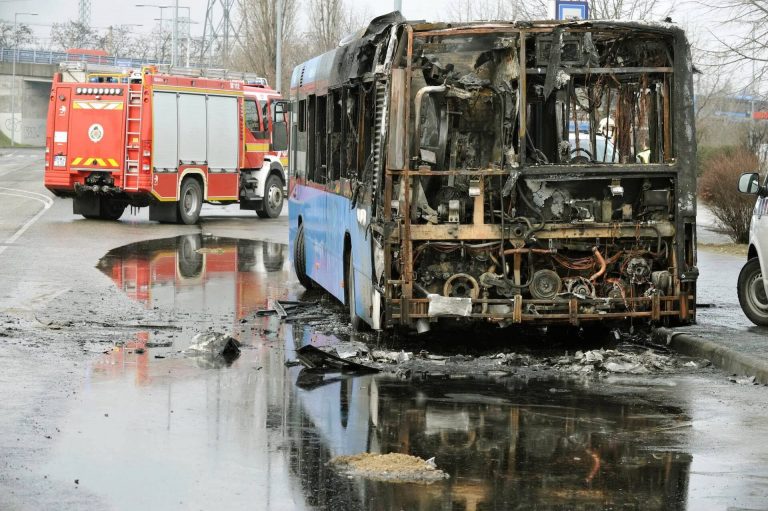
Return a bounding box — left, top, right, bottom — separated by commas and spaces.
330, 452, 449, 483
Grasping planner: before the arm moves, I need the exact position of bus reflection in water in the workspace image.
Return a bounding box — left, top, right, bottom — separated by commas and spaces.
285, 326, 691, 510
288, 13, 698, 333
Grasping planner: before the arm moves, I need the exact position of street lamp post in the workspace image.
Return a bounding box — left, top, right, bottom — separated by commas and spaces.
10, 11, 37, 147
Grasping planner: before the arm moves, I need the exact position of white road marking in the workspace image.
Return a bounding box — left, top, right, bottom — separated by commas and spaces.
0, 187, 54, 256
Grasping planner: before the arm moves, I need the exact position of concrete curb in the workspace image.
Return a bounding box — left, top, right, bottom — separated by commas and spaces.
654, 327, 768, 384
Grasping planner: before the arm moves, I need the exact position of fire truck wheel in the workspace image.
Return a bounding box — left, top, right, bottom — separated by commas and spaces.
257, 174, 283, 219
293, 223, 313, 289
178, 178, 202, 225
99, 198, 126, 221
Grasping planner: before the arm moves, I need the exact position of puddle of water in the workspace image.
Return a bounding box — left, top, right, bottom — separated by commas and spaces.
40, 235, 702, 509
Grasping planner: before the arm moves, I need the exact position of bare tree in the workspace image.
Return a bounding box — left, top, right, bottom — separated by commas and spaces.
700, 0, 768, 88
306, 0, 359, 54
0, 21, 34, 49
587, 0, 671, 19
235, 0, 298, 86
447, 0, 515, 21
449, 0, 670, 21
50, 21, 100, 51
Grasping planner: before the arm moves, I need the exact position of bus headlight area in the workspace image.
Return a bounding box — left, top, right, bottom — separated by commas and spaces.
288, 14, 698, 332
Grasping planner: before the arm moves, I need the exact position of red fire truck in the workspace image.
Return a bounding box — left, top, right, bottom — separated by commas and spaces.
44, 66, 289, 223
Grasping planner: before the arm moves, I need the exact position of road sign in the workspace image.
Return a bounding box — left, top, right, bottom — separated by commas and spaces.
556, 0, 589, 20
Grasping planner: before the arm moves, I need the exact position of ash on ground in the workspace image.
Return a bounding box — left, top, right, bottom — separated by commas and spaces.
295, 336, 712, 380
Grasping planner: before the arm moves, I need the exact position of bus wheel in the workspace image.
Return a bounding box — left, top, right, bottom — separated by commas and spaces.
293, 223, 313, 289
257, 174, 283, 219
346, 252, 362, 331
738, 258, 768, 326
99, 198, 126, 221
178, 178, 202, 225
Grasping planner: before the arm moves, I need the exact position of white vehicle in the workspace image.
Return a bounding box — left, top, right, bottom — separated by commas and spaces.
737, 172, 768, 325
568, 132, 620, 163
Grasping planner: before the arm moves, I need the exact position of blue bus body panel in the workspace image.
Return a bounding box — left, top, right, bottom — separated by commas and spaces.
289, 183, 373, 325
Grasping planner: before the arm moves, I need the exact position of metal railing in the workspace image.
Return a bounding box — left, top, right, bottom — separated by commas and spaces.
0, 47, 167, 67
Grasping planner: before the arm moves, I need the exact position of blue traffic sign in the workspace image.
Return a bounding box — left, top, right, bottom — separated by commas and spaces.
556, 0, 589, 20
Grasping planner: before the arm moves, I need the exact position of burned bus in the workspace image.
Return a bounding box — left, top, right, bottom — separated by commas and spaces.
288, 13, 698, 332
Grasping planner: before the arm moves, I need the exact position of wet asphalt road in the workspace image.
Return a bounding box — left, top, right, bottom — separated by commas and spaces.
2, 149, 768, 510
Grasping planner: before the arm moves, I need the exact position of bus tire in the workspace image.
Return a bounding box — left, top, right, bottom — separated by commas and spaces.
738, 258, 768, 326
177, 178, 202, 225
99, 198, 126, 221
346, 251, 362, 331
294, 223, 313, 289
257, 174, 283, 219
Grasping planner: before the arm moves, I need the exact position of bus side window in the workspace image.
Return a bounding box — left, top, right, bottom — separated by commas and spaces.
329, 89, 342, 182
307, 95, 317, 182
316, 95, 328, 184
297, 99, 306, 132
344, 88, 359, 180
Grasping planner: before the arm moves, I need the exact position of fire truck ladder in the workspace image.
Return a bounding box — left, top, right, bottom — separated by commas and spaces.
123, 87, 143, 192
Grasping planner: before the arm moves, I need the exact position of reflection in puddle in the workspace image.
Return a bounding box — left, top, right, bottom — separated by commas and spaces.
287, 326, 691, 510
43, 235, 692, 510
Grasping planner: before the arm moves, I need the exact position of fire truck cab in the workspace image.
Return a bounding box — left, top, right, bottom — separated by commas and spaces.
44, 66, 289, 224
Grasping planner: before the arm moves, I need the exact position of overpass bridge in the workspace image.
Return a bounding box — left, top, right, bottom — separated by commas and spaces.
0, 49, 167, 146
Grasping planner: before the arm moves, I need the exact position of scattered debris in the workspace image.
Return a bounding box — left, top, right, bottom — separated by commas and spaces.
255, 300, 317, 317
185, 332, 241, 364
729, 375, 757, 385
296, 345, 379, 373
329, 452, 449, 483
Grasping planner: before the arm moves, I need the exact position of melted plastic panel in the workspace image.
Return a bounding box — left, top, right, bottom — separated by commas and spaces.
152, 92, 178, 169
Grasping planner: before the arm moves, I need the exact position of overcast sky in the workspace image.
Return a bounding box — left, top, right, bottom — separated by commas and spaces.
0, 0, 747, 89
0, 0, 722, 40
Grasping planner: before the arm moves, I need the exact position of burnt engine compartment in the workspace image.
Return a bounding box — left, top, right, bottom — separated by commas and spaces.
384, 24, 694, 322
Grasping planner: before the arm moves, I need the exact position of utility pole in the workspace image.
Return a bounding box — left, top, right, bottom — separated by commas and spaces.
276, 0, 283, 93
394, 0, 402, 11
11, 11, 37, 148
172, 0, 179, 67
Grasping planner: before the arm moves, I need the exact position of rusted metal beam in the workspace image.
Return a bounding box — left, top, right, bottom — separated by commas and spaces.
525, 67, 673, 75
399, 222, 675, 241
386, 168, 508, 176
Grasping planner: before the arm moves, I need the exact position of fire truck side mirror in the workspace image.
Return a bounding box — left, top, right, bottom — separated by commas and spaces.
271, 101, 289, 152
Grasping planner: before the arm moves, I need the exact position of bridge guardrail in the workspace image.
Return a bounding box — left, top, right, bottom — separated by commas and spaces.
0, 48, 167, 68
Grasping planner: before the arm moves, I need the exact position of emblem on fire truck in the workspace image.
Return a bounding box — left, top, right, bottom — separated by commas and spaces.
88, 123, 104, 143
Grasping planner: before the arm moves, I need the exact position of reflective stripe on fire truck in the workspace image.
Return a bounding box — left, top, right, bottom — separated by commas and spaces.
71, 157, 120, 167
245, 143, 270, 152
72, 101, 124, 110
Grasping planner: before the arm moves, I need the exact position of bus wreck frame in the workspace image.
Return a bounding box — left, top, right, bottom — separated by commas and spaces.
289, 13, 698, 331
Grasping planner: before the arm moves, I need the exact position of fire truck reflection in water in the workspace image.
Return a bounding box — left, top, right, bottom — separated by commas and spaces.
284, 325, 692, 510
93, 235, 288, 384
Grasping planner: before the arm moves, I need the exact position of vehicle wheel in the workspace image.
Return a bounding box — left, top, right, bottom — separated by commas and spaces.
293, 223, 313, 289
99, 198, 126, 221
258, 174, 283, 219
178, 235, 203, 278
346, 251, 363, 331
738, 258, 768, 326
178, 178, 202, 225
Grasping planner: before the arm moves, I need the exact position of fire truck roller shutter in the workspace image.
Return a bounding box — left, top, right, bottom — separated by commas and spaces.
152, 92, 178, 170
178, 94, 207, 164
207, 95, 239, 172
